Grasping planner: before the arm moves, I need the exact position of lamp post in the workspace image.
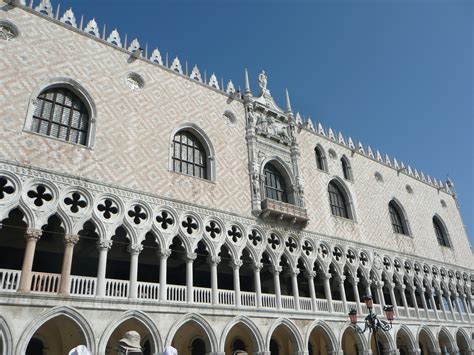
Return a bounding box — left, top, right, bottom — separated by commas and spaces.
348, 295, 394, 355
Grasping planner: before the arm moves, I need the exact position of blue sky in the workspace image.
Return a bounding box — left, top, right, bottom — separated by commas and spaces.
52, 0, 473, 247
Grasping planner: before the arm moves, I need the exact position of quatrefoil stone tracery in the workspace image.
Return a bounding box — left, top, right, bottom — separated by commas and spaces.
156, 211, 174, 230
302, 241, 313, 256
268, 234, 280, 250
205, 221, 221, 239
0, 177, 15, 200
227, 226, 242, 243
248, 230, 262, 246
128, 205, 147, 225
64, 192, 87, 213
27, 185, 52, 207
285, 237, 297, 253
182, 216, 198, 235
97, 199, 119, 219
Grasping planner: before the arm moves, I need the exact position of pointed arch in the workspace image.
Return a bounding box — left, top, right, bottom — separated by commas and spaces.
368, 327, 395, 353
265, 318, 304, 353
417, 326, 437, 353
438, 327, 457, 354
388, 198, 411, 236
165, 313, 218, 353
433, 214, 451, 247
260, 157, 296, 205
328, 177, 356, 220
456, 328, 472, 355
0, 316, 13, 355
340, 324, 368, 353
16, 306, 96, 355
219, 316, 264, 353
304, 320, 338, 353
314, 144, 328, 172
340, 154, 353, 181
98, 310, 162, 354
396, 325, 417, 352
169, 123, 216, 181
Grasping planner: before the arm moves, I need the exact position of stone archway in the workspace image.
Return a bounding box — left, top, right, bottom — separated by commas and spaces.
266, 319, 304, 355
438, 328, 456, 355
396, 326, 417, 355
220, 316, 264, 355
0, 316, 13, 355
99, 311, 161, 355
455, 328, 471, 355
306, 321, 338, 355
166, 314, 217, 355
341, 326, 367, 355
369, 329, 395, 355
418, 326, 437, 355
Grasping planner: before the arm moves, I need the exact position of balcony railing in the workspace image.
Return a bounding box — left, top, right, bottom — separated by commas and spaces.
261, 199, 309, 226
0, 269, 471, 324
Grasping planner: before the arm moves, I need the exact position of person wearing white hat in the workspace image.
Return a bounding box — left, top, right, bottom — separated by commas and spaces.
68, 345, 92, 355
117, 331, 143, 354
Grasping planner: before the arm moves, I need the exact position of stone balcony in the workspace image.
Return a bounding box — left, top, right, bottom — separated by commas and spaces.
1, 268, 471, 326
260, 199, 309, 226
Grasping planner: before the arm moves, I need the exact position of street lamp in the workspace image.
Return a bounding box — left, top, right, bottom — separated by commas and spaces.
348, 295, 394, 355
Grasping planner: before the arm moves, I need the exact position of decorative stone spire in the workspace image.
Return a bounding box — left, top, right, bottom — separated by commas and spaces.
244, 68, 251, 96
285, 89, 293, 116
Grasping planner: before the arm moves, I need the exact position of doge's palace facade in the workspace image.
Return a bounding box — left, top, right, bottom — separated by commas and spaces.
0, 1, 472, 354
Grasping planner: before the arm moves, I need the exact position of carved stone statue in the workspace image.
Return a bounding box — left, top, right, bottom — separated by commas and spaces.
258, 70, 267, 92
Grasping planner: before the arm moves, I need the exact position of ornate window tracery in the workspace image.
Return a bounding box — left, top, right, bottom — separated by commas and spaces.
263, 163, 288, 203
433, 216, 450, 247
31, 87, 90, 145
328, 181, 349, 218
389, 200, 408, 235
172, 130, 207, 179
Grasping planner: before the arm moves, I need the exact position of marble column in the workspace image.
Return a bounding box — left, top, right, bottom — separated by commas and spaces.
96, 239, 112, 297
419, 287, 429, 319
209, 256, 220, 305
159, 249, 171, 302
291, 267, 300, 311
461, 295, 471, 321
376, 281, 385, 308
307, 271, 317, 312
231, 259, 242, 307
323, 272, 334, 313
400, 285, 410, 318
128, 243, 143, 299
437, 289, 448, 320
351, 277, 363, 315
387, 282, 398, 317
18, 229, 42, 292
339, 275, 348, 313
58, 234, 80, 294
186, 253, 196, 303
254, 262, 263, 308
447, 291, 456, 320
429, 290, 440, 320
272, 265, 282, 310
409, 285, 420, 318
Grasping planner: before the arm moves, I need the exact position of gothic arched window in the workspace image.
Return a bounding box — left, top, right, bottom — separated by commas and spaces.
315, 145, 327, 171
328, 180, 350, 218
341, 155, 352, 181
433, 216, 450, 247
172, 130, 208, 179
32, 87, 90, 145
389, 200, 408, 235
263, 163, 288, 203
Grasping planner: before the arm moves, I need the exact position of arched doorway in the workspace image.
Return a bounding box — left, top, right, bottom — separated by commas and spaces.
170, 319, 214, 355
438, 328, 455, 355
370, 330, 392, 355
268, 321, 302, 355
396, 327, 416, 355
341, 327, 364, 355
223, 321, 262, 355
105, 318, 155, 355
25, 315, 88, 354
456, 329, 471, 355
307, 324, 336, 355
418, 327, 437, 355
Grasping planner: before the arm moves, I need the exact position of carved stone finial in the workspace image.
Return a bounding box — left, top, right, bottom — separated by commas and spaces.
208, 73, 219, 89
150, 48, 163, 65
35, 0, 53, 17
190, 65, 202, 82
170, 57, 183, 74
285, 88, 292, 115
107, 28, 122, 47
244, 68, 251, 95
84, 18, 99, 37
60, 8, 77, 28
226, 80, 236, 95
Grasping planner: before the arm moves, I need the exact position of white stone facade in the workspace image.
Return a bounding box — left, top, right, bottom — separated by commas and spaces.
0, 1, 472, 355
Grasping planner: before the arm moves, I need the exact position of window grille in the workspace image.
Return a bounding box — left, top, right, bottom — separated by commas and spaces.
172, 130, 207, 179
389, 201, 407, 234
433, 217, 449, 247
263, 163, 288, 203
328, 181, 349, 218
32, 87, 89, 145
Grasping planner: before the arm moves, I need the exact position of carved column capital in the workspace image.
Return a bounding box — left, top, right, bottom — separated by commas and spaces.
351, 277, 359, 285
25, 229, 42, 241
64, 234, 80, 245
159, 248, 172, 258
254, 262, 264, 271
97, 239, 113, 250
290, 267, 300, 277
128, 243, 143, 255
323, 272, 332, 280
186, 252, 197, 261
306, 271, 316, 279
229, 259, 243, 270
208, 256, 221, 265
272, 265, 283, 274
